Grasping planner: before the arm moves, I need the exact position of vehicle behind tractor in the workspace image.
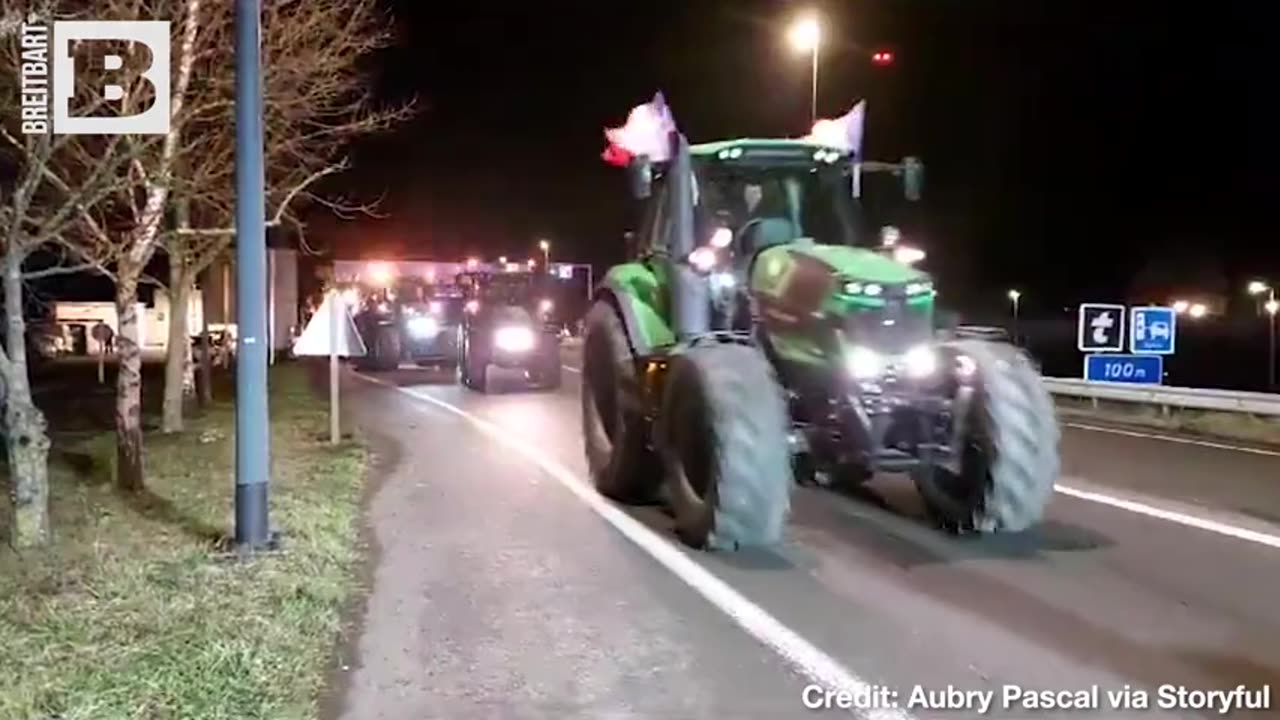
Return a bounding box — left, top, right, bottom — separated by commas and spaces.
581, 94, 1060, 551
456, 270, 563, 392
345, 275, 465, 372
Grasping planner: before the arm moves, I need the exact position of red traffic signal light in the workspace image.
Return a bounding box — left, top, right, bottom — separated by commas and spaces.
872, 50, 894, 65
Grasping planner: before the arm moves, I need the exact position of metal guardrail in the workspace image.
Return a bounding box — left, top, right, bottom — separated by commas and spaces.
1043, 378, 1280, 417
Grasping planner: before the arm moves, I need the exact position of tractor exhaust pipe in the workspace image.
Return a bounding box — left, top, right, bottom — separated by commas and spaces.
666, 130, 710, 340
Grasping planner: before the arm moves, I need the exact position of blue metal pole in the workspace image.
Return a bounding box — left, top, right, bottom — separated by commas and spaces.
234, 0, 270, 548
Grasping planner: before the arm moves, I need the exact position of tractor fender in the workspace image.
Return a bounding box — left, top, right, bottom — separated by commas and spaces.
596, 276, 675, 357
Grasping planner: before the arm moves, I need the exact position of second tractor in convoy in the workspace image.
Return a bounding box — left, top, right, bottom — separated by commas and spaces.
457, 269, 564, 392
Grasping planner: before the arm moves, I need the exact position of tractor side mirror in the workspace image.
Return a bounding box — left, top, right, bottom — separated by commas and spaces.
902, 156, 923, 202
628, 157, 652, 199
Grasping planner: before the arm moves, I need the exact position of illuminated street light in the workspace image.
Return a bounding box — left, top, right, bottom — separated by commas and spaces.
1172, 299, 1190, 314
1188, 303, 1207, 319
466, 257, 479, 270
1247, 281, 1277, 389
1007, 289, 1021, 344
787, 13, 821, 125
368, 261, 392, 286
538, 239, 551, 268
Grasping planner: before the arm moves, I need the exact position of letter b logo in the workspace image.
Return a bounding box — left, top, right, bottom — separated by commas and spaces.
52, 21, 170, 135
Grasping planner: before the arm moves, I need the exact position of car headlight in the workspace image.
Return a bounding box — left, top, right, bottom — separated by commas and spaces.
407, 316, 439, 338
902, 344, 938, 378
845, 346, 882, 379
494, 325, 536, 352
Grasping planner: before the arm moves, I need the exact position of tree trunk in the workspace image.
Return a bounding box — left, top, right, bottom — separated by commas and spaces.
3, 250, 51, 547
198, 267, 213, 406
115, 277, 145, 492
161, 264, 193, 433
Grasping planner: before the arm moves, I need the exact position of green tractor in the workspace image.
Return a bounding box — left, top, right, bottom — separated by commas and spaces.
581, 98, 1060, 551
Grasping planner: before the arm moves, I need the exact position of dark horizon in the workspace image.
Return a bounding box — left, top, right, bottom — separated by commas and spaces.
314, 2, 1270, 316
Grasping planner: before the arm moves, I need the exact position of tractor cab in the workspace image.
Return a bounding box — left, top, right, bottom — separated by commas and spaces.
456, 270, 557, 324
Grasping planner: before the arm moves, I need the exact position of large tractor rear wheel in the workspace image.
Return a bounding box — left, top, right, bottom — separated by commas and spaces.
581, 301, 656, 502
913, 340, 1060, 533
656, 343, 793, 550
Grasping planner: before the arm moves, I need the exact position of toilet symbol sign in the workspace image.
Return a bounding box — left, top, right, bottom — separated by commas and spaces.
1077, 303, 1125, 352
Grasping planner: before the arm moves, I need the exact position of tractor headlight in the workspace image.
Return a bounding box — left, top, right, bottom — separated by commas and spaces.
407, 316, 439, 338
494, 325, 536, 352
902, 344, 938, 378
845, 346, 883, 380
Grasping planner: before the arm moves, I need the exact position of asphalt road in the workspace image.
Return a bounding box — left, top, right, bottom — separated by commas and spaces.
329, 349, 1280, 719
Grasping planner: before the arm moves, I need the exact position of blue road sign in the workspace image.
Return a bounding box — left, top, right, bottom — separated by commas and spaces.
1084, 354, 1163, 384
1077, 303, 1126, 352
1129, 306, 1176, 354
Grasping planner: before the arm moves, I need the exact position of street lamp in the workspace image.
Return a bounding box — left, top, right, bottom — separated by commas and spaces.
1007, 289, 1021, 343
1248, 281, 1277, 389
1188, 302, 1207, 319
788, 13, 821, 125
538, 239, 551, 269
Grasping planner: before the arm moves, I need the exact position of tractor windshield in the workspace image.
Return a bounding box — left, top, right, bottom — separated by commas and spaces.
694, 165, 866, 253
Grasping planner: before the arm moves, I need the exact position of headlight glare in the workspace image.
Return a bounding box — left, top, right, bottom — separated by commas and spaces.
903, 344, 938, 378
494, 325, 536, 352
845, 346, 882, 379
407, 316, 438, 338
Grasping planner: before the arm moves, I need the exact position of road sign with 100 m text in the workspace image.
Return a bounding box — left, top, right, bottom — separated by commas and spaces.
1083, 353, 1163, 385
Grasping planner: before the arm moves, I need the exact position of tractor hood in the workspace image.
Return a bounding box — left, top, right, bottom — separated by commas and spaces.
784, 243, 928, 286
751, 241, 936, 361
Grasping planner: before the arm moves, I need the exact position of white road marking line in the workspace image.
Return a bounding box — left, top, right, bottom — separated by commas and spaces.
1063, 422, 1280, 457
1054, 483, 1280, 550
358, 373, 912, 720
394, 370, 1280, 551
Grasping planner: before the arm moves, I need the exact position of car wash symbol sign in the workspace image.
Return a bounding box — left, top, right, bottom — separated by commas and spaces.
1077, 303, 1125, 352
19, 17, 170, 135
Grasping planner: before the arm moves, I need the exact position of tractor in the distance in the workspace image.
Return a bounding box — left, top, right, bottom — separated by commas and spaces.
456, 269, 564, 392
348, 275, 465, 372
581, 96, 1060, 551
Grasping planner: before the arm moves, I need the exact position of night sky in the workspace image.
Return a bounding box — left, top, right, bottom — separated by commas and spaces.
318, 1, 1272, 316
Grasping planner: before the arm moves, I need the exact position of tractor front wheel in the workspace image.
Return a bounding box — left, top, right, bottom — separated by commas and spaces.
913, 340, 1060, 533
656, 343, 793, 550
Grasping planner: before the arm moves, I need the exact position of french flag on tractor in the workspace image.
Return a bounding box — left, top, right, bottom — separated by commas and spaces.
805, 99, 865, 158
601, 91, 677, 166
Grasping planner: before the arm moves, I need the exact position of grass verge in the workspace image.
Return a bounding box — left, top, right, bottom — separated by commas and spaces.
0, 363, 367, 720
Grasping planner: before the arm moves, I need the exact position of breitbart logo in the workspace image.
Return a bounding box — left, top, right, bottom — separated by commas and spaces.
18, 16, 170, 135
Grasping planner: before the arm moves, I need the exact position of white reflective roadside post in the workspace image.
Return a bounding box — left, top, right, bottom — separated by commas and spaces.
330, 288, 340, 445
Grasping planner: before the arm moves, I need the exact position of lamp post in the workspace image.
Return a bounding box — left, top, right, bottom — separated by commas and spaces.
538, 239, 551, 270
1248, 281, 1277, 389
1007, 289, 1021, 344
788, 14, 821, 125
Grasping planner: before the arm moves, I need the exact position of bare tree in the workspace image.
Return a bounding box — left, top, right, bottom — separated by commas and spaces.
54, 0, 202, 491
154, 0, 408, 433
0, 2, 136, 545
